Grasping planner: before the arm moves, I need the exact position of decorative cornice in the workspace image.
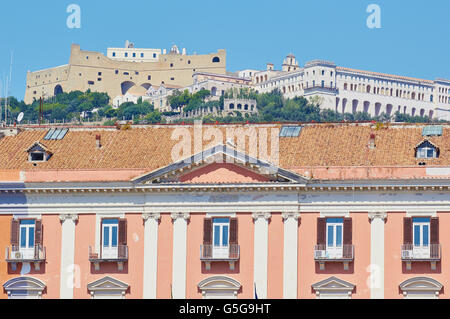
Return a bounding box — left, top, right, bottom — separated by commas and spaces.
368, 212, 387, 222
171, 212, 191, 221
282, 212, 300, 221
252, 212, 272, 221
59, 213, 78, 222
142, 213, 161, 221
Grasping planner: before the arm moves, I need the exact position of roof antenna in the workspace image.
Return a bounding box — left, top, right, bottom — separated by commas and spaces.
6, 51, 13, 125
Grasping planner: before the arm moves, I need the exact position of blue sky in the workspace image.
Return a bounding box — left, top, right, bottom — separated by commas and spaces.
0, 0, 449, 100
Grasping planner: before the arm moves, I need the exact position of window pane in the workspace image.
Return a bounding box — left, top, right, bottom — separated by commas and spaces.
414, 225, 421, 246
413, 217, 430, 223
20, 227, 27, 248
29, 227, 35, 247
103, 219, 119, 225
336, 226, 342, 247
222, 226, 229, 246
111, 226, 118, 247
427, 149, 434, 158
423, 225, 429, 246
327, 226, 334, 247
214, 226, 221, 246
103, 227, 110, 246
213, 218, 229, 224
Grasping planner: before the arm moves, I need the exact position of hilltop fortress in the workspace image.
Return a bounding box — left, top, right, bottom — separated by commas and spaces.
24, 43, 226, 104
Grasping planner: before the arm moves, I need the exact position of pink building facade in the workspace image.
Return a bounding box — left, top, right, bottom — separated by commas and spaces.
0, 123, 449, 299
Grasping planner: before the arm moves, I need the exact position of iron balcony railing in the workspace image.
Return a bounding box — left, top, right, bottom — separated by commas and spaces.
200, 244, 240, 261
401, 244, 441, 261
89, 245, 128, 262
314, 244, 354, 261
5, 244, 46, 262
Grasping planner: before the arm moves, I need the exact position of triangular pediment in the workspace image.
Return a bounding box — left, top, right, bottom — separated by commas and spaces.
87, 276, 129, 292
312, 276, 355, 292
132, 144, 309, 185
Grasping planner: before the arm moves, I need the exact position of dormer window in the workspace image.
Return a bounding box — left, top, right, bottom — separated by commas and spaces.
415, 140, 439, 159
26, 142, 52, 163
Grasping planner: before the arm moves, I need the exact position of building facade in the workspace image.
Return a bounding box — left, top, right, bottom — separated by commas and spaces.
252, 56, 450, 121
24, 44, 226, 105
0, 123, 449, 299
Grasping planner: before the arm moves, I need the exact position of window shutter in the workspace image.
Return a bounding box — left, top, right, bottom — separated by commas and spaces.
403, 217, 413, 245
317, 218, 326, 245
343, 218, 352, 245
118, 219, 127, 245
430, 217, 439, 244
229, 218, 238, 244
203, 218, 212, 245
11, 219, 19, 246
35, 219, 43, 245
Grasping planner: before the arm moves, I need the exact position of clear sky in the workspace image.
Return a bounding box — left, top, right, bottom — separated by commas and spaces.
0, 0, 449, 100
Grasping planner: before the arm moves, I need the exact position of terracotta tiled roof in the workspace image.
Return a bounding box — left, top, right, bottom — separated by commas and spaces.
0, 124, 448, 171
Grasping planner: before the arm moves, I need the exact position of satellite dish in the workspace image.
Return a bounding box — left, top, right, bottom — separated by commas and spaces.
17, 112, 24, 123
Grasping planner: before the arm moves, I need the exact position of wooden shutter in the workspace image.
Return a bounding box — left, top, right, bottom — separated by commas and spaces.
343, 218, 353, 245
317, 218, 326, 245
203, 218, 212, 245
35, 219, 43, 245
118, 219, 127, 245
11, 219, 19, 246
403, 217, 413, 245
430, 217, 439, 244
229, 218, 238, 244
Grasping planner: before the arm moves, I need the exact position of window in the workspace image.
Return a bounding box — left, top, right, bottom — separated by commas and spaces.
3, 277, 46, 299
141, 53, 144, 58
153, 53, 157, 58
115, 70, 119, 75
88, 81, 95, 85
326, 218, 343, 257
30, 152, 45, 162
112, 52, 116, 57
413, 217, 430, 248
170, 63, 174, 67
20, 220, 35, 251
148, 75, 151, 80
212, 57, 220, 63
125, 53, 128, 57
102, 219, 119, 259
133, 53, 136, 58
416, 140, 439, 159
280, 126, 302, 137
213, 218, 230, 257
98, 72, 102, 76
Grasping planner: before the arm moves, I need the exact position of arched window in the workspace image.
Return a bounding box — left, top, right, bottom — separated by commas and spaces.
3, 277, 46, 299
399, 277, 443, 299
212, 57, 220, 63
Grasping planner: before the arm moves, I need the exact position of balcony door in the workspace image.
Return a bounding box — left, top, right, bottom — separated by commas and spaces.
326, 218, 343, 259
102, 219, 119, 259
413, 217, 430, 258
213, 218, 230, 259
19, 220, 35, 259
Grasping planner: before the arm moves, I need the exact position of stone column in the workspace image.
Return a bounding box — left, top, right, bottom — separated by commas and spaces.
282, 212, 300, 299
368, 212, 387, 299
252, 212, 271, 299
142, 213, 161, 299
171, 212, 190, 299
59, 213, 78, 299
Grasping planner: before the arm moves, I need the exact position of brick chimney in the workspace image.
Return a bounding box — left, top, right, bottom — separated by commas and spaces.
96, 134, 102, 149
369, 133, 376, 149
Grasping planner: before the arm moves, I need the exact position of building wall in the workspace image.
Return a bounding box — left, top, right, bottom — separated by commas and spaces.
25, 44, 227, 104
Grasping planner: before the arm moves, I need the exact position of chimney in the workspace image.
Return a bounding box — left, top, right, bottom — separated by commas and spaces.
369, 133, 376, 149
96, 134, 102, 149
267, 63, 274, 71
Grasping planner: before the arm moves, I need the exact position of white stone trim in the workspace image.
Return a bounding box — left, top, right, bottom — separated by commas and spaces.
405, 211, 437, 217
142, 212, 160, 299
59, 213, 78, 299
399, 277, 443, 299
369, 211, 386, 299
319, 211, 350, 218
172, 212, 190, 299
206, 212, 237, 218
198, 276, 241, 299
282, 212, 299, 299
253, 212, 271, 299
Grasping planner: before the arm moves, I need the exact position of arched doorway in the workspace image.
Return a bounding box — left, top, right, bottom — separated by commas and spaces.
54, 85, 63, 96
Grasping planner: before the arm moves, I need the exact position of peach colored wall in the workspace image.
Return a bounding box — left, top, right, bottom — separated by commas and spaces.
292, 166, 447, 180
267, 213, 284, 299
0, 215, 62, 299
180, 163, 270, 184
24, 169, 147, 182
73, 214, 145, 299
185, 213, 254, 299
0, 170, 21, 182
298, 212, 371, 299
156, 213, 173, 299
384, 211, 450, 299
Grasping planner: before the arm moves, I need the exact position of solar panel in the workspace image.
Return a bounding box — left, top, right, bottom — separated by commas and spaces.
56, 128, 68, 140
44, 128, 56, 140
423, 126, 443, 137
43, 128, 69, 140
280, 126, 302, 137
